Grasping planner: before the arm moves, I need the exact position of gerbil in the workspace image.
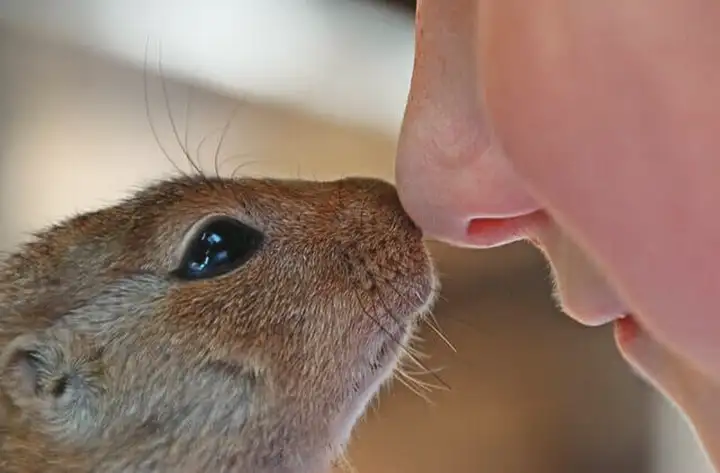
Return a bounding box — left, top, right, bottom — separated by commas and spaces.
0, 175, 438, 473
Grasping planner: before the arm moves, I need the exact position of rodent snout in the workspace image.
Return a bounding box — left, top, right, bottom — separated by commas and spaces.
331, 176, 424, 238
320, 177, 438, 328
0, 174, 439, 473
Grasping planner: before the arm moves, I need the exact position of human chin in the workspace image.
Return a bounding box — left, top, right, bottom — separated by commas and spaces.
532, 220, 629, 327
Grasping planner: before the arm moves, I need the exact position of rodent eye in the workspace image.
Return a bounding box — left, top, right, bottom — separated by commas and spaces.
173, 217, 264, 281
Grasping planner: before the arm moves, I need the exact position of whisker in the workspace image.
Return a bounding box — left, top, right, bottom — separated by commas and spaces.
348, 286, 406, 357
195, 128, 217, 168
213, 104, 241, 180
183, 82, 195, 167
193, 123, 246, 176
143, 38, 186, 178
347, 191, 450, 391
403, 333, 431, 357
424, 317, 456, 352
369, 278, 450, 391
395, 368, 446, 392
393, 372, 434, 404
396, 368, 431, 393
430, 305, 488, 333
397, 354, 448, 379
377, 274, 456, 353
402, 343, 431, 363
399, 364, 447, 377
228, 158, 263, 180
348, 283, 437, 405
346, 280, 439, 395
379, 271, 489, 336
156, 44, 205, 178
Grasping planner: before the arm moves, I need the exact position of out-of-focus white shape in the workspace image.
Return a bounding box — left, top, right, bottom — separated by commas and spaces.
650, 395, 714, 473
0, 24, 401, 250
0, 0, 415, 137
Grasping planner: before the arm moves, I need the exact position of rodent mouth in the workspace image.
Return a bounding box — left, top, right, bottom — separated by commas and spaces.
369, 341, 393, 373
364, 280, 435, 379
366, 324, 409, 378
347, 338, 403, 406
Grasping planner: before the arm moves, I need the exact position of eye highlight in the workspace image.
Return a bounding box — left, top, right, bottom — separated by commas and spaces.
173, 217, 264, 281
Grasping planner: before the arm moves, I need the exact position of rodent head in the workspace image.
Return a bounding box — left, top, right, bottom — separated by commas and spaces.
0, 176, 438, 473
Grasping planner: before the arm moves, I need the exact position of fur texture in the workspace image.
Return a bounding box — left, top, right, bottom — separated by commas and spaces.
0, 176, 437, 473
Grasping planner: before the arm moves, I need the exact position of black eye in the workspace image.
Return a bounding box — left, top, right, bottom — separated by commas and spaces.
173, 217, 264, 281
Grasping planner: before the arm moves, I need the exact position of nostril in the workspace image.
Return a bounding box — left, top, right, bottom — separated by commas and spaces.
465, 217, 522, 248
466, 211, 549, 248
466, 217, 513, 233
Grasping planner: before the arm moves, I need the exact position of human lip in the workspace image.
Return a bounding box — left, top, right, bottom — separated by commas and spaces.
428, 209, 629, 328
512, 214, 629, 327
614, 314, 640, 345
558, 299, 627, 327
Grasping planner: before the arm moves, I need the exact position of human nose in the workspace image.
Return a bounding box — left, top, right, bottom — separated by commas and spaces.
394, 0, 542, 248
395, 119, 544, 248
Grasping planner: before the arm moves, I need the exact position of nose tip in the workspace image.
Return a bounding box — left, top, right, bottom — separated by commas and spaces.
338, 176, 423, 236
396, 174, 546, 248
395, 140, 543, 248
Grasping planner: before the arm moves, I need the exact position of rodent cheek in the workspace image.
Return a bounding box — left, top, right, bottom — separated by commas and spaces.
396, 0, 541, 248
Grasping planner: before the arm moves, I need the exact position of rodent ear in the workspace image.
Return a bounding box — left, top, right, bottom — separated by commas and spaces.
0, 331, 76, 406
0, 330, 105, 442
0, 329, 105, 443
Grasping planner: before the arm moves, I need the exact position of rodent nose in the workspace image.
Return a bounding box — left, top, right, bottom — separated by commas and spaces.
337, 177, 423, 235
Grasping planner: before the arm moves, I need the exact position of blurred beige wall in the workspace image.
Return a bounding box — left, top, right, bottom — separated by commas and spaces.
0, 24, 398, 251
0, 21, 713, 473
0, 0, 415, 137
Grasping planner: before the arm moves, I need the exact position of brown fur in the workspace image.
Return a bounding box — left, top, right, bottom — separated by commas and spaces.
0, 176, 438, 473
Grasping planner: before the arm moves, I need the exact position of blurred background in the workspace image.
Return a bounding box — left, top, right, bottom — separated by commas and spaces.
0, 1, 711, 472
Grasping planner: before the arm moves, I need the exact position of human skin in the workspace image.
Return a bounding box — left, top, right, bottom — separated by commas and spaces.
395, 0, 720, 467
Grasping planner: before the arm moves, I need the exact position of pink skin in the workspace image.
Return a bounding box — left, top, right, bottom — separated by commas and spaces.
396, 0, 720, 466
